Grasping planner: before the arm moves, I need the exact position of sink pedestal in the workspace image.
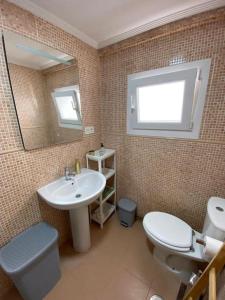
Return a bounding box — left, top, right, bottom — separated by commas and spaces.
69, 205, 91, 252
37, 169, 106, 253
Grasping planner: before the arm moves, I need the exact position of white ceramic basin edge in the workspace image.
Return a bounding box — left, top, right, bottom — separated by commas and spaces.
37, 168, 106, 210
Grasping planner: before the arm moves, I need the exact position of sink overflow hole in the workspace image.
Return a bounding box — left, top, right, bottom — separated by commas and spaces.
216, 206, 224, 212
75, 194, 82, 198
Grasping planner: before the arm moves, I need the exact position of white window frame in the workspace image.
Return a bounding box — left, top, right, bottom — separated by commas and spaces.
52, 89, 82, 129
52, 85, 82, 130
54, 85, 81, 114
127, 59, 211, 139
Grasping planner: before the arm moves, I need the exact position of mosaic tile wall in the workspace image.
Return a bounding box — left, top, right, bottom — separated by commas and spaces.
99, 7, 225, 232
1, 0, 225, 296
44, 63, 81, 144
0, 0, 100, 295
9, 63, 51, 148
8, 62, 82, 149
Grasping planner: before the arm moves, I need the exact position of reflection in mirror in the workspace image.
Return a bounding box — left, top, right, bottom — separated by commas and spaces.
3, 30, 83, 150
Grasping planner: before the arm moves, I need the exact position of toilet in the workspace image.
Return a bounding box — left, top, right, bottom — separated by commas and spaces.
143, 197, 225, 284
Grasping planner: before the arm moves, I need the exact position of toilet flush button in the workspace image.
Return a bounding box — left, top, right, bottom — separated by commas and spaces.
149, 296, 164, 300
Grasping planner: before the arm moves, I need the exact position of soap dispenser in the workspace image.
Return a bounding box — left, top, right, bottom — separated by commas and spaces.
99, 143, 105, 156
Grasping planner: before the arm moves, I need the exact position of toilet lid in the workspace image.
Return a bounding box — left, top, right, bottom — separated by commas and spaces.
143, 212, 192, 249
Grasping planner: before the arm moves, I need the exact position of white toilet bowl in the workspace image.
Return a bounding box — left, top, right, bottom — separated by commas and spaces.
143, 212, 205, 284
143, 197, 225, 284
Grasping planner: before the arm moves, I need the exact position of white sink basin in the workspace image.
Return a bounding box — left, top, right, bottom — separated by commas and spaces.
37, 168, 106, 252
38, 168, 106, 210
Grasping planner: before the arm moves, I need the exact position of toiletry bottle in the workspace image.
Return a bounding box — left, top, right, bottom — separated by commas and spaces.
99, 143, 105, 156
75, 159, 81, 174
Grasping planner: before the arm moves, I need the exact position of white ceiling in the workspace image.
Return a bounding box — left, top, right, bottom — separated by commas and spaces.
9, 0, 225, 48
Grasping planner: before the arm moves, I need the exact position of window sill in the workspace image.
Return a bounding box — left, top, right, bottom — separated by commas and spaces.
127, 127, 200, 139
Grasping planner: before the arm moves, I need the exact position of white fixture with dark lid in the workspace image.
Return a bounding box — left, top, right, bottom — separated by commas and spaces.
143, 197, 225, 284
118, 198, 137, 227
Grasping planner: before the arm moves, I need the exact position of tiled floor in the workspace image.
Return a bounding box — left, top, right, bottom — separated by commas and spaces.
3, 215, 180, 300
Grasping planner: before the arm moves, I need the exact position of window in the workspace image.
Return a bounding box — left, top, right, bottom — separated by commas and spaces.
127, 59, 211, 139
54, 85, 81, 114
52, 88, 82, 129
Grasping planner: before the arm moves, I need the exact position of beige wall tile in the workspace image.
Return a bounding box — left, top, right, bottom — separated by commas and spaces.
100, 7, 225, 231
0, 0, 37, 37
0, 0, 101, 295
1, 0, 225, 296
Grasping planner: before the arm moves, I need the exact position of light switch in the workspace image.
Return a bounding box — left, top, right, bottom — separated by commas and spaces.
84, 126, 95, 134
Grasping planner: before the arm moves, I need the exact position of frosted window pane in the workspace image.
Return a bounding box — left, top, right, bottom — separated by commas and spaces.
55, 96, 78, 121
137, 81, 185, 123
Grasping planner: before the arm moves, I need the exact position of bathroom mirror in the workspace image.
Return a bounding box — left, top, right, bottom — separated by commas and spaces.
2, 30, 83, 150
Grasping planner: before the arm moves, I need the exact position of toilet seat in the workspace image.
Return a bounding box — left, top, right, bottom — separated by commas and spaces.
143, 212, 193, 252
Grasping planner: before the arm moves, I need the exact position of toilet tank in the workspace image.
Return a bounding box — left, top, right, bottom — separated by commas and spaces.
202, 197, 225, 241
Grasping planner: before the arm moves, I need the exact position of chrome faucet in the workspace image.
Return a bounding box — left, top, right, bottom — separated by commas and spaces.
64, 167, 76, 181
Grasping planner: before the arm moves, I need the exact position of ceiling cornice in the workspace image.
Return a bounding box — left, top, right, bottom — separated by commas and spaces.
8, 0, 98, 48
8, 0, 225, 50
98, 0, 225, 48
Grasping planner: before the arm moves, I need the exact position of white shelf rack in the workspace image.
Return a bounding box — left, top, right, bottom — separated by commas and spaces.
86, 148, 116, 228
91, 202, 115, 225
102, 168, 115, 180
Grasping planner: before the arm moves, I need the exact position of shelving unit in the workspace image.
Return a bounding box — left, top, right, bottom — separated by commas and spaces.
86, 148, 116, 229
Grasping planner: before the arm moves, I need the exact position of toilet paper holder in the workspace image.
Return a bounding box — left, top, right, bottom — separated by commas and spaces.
184, 242, 225, 300
196, 238, 206, 246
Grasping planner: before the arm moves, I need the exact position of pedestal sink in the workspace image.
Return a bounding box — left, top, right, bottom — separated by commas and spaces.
37, 168, 106, 252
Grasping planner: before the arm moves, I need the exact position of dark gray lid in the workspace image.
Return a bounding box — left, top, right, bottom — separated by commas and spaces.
118, 198, 137, 212
0, 222, 58, 275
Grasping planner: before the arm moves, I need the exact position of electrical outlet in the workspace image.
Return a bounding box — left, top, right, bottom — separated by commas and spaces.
84, 126, 95, 134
